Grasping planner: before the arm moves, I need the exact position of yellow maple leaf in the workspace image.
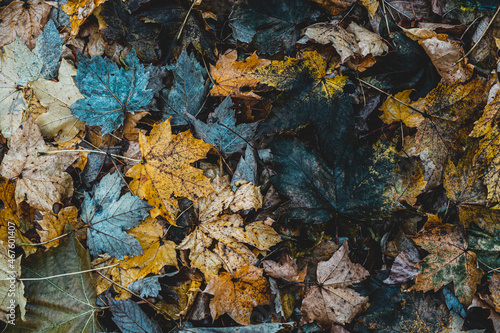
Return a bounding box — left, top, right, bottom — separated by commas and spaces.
126, 118, 214, 224
209, 50, 270, 99
62, 0, 107, 37
177, 176, 281, 281
379, 90, 425, 128
37, 206, 78, 249
204, 265, 271, 325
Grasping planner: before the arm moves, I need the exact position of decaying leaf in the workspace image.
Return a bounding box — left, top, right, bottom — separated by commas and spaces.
37, 206, 78, 249
62, 0, 107, 37
0, 116, 78, 212
32, 59, 85, 142
301, 242, 369, 328
204, 265, 272, 325
263, 253, 307, 283
0, 0, 53, 49
209, 50, 271, 99
411, 223, 483, 305
126, 118, 212, 224
178, 176, 280, 281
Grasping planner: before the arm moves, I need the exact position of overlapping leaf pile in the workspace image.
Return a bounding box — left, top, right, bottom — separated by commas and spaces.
1, 0, 500, 332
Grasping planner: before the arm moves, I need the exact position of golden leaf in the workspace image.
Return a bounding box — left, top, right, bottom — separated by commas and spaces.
204, 265, 271, 325
126, 118, 214, 224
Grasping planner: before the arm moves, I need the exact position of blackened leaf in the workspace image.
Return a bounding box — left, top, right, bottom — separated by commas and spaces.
10, 234, 101, 332
101, 0, 161, 62
107, 295, 162, 333
186, 96, 258, 155
361, 31, 439, 97
81, 172, 152, 259
230, 0, 310, 55
71, 51, 154, 135
160, 49, 209, 125
354, 281, 450, 332
270, 138, 396, 223
252, 51, 354, 165
137, 0, 217, 59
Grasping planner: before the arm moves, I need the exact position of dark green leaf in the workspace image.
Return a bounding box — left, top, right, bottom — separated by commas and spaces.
269, 138, 396, 223
10, 234, 101, 332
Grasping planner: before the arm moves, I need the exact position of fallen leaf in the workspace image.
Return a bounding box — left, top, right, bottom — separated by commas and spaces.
310, 0, 355, 15
32, 59, 86, 142
383, 246, 420, 284
178, 176, 280, 281
0, 116, 78, 211
37, 206, 78, 249
82, 171, 151, 260
300, 242, 369, 328
159, 49, 209, 126
230, 0, 310, 55
0, 0, 53, 49
62, 0, 107, 37
379, 90, 425, 127
209, 50, 271, 99
263, 253, 307, 283
410, 223, 483, 305
10, 233, 101, 331
186, 96, 258, 155
71, 50, 154, 135
126, 118, 213, 224
106, 295, 162, 333
204, 265, 272, 325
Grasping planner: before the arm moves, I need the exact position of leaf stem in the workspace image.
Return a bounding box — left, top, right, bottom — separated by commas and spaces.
0, 263, 119, 281
38, 149, 141, 163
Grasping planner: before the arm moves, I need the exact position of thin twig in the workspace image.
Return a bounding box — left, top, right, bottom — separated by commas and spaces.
0, 263, 120, 281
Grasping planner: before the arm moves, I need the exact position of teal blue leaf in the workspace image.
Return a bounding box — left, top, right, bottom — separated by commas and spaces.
230, 0, 310, 55
81, 172, 152, 259
160, 49, 209, 125
127, 273, 176, 298
232, 144, 258, 190
9, 233, 101, 332
443, 287, 467, 318
269, 138, 396, 223
33, 20, 62, 80
71, 51, 154, 134
107, 295, 162, 333
187, 96, 258, 155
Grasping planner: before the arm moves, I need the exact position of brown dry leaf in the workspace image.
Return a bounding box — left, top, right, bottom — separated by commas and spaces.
204, 265, 272, 325
0, 176, 33, 230
123, 111, 148, 142
379, 90, 425, 127
126, 118, 214, 224
458, 206, 500, 234
403, 28, 472, 84
0, 116, 78, 212
37, 206, 78, 249
300, 242, 369, 328
383, 246, 420, 284
410, 223, 483, 305
178, 176, 280, 281
298, 22, 387, 63
0, 0, 53, 49
489, 272, 500, 313
263, 253, 307, 283
209, 50, 271, 99
32, 59, 86, 142
62, 0, 107, 37
156, 279, 201, 320
392, 156, 427, 206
